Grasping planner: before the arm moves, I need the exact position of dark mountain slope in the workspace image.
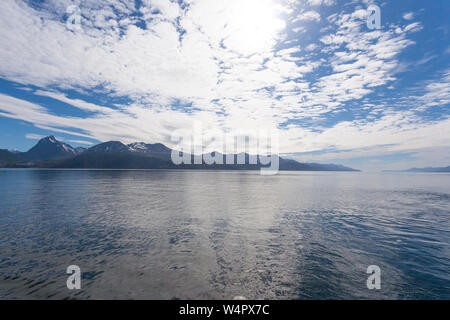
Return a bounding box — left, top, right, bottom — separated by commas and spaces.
0, 149, 24, 166
87, 141, 130, 153
51, 152, 174, 169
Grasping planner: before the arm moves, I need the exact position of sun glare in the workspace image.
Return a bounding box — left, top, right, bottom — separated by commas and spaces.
224, 0, 286, 55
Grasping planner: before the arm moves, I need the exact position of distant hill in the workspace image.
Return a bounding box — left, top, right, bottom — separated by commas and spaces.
0, 136, 360, 172
406, 166, 450, 172
0, 149, 23, 166
384, 166, 450, 173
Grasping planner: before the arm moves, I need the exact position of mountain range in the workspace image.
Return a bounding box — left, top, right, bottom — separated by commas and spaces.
0, 136, 360, 171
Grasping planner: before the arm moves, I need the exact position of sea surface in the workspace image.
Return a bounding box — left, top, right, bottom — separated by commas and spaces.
0, 169, 449, 299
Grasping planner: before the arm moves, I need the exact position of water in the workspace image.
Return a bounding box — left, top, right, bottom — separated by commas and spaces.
0, 169, 449, 300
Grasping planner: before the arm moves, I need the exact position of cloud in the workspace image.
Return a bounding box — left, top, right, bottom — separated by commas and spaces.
305, 43, 318, 51
25, 133, 46, 140
404, 22, 423, 33
34, 90, 115, 114
415, 69, 450, 110
292, 10, 321, 22
403, 12, 414, 20
67, 139, 94, 145
307, 0, 336, 6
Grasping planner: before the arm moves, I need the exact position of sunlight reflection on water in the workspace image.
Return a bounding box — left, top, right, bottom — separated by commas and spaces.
0, 169, 449, 299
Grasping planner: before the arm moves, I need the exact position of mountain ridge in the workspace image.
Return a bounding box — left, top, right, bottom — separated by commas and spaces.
0, 136, 360, 171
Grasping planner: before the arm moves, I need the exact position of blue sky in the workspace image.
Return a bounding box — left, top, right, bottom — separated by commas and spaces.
0, 0, 449, 171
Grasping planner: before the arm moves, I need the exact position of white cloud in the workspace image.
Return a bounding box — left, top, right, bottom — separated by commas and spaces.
404, 22, 423, 33
34, 91, 115, 114
25, 133, 46, 140
403, 12, 414, 20
67, 139, 94, 145
292, 10, 321, 22
305, 43, 318, 51
414, 69, 450, 110
307, 0, 336, 6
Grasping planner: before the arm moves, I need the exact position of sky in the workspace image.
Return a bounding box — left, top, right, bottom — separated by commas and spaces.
0, 0, 449, 171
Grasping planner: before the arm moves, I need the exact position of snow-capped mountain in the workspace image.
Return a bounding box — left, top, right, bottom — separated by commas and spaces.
23, 136, 78, 161
86, 141, 171, 160
75, 147, 87, 155
127, 142, 146, 152
127, 142, 171, 155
